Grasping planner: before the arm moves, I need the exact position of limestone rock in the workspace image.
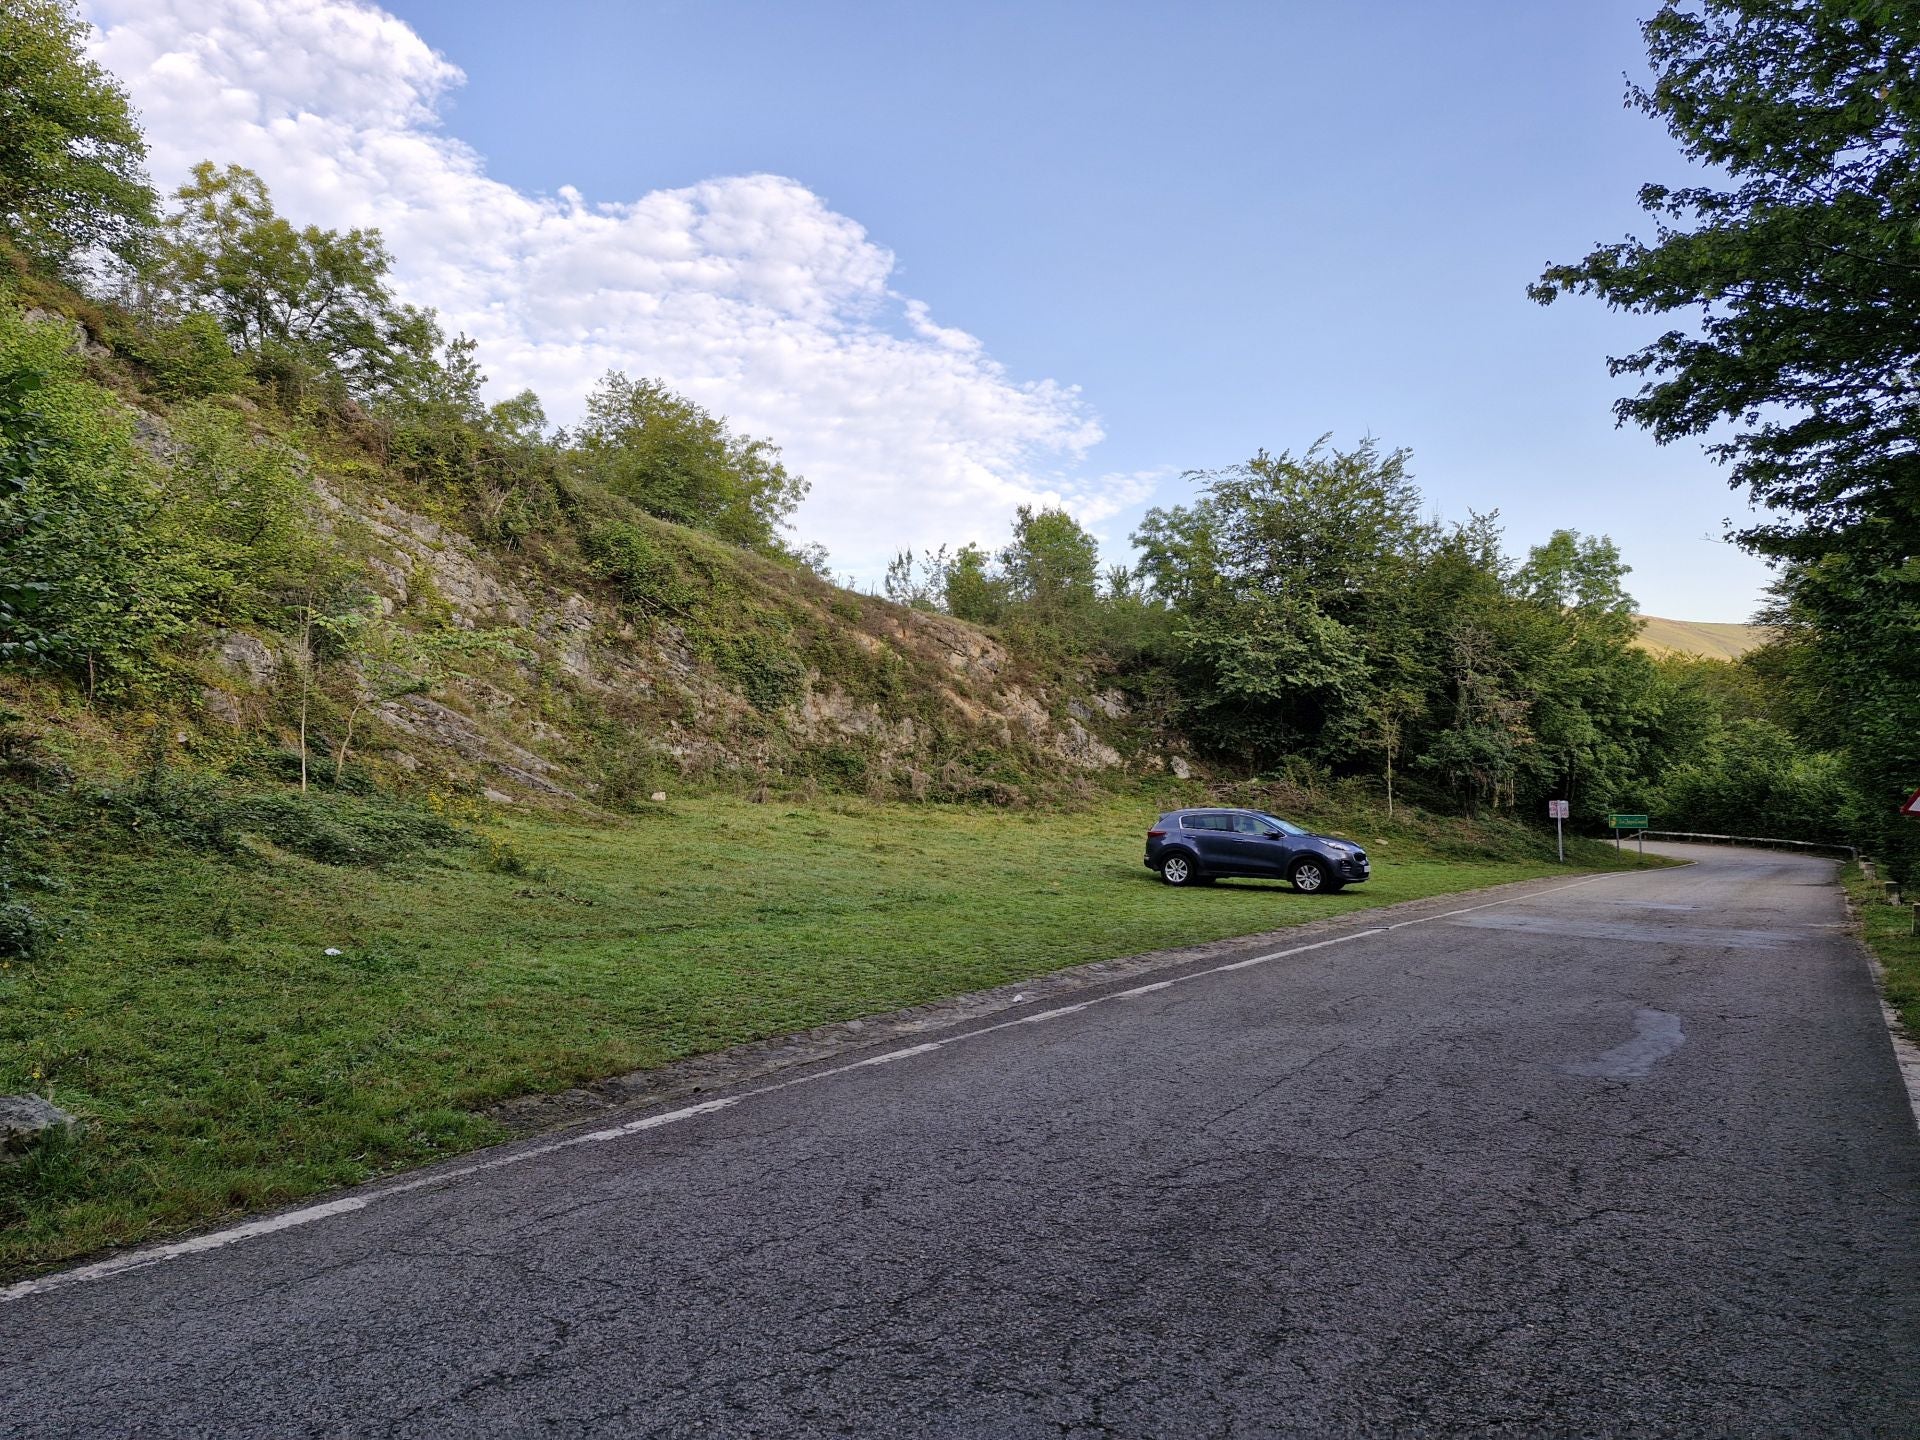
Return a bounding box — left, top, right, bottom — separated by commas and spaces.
215, 632, 277, 685
0, 1095, 80, 1161
201, 688, 243, 728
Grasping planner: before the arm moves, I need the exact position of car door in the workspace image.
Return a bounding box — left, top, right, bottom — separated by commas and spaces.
1223, 812, 1287, 876
1178, 812, 1237, 872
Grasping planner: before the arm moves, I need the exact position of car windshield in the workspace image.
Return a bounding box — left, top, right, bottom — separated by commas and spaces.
1254, 812, 1309, 836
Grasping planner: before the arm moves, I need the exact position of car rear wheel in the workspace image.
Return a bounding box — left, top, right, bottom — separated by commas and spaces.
1289, 857, 1334, 894
1160, 853, 1200, 887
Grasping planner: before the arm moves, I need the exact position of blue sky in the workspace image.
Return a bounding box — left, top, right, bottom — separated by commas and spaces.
91, 0, 1774, 620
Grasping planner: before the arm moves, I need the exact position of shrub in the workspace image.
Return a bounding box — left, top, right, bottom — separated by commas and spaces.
0, 896, 53, 961
584, 521, 694, 614
121, 313, 248, 400
102, 755, 463, 867
714, 631, 804, 713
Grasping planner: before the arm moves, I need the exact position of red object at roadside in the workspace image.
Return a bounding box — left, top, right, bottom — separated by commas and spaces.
1902, 787, 1920, 819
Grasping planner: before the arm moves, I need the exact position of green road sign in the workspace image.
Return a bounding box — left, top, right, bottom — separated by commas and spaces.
1606, 814, 1649, 829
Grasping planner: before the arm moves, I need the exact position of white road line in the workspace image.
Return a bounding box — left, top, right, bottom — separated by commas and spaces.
849, 1043, 944, 1068
0, 870, 1633, 1306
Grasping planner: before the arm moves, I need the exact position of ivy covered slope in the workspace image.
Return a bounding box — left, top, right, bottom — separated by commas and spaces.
0, 275, 1153, 813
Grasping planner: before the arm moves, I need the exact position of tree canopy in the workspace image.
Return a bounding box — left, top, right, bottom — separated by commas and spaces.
1530, 0, 1920, 562
1534, 0, 1920, 878
574, 372, 808, 554
0, 0, 155, 271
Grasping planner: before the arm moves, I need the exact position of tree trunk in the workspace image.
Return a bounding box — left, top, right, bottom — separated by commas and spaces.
334, 701, 364, 786
298, 602, 313, 794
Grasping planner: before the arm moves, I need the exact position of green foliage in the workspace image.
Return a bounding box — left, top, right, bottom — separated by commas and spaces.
1126, 438, 1667, 819
162, 400, 323, 622
575, 372, 808, 552
118, 312, 249, 400
584, 519, 696, 613
0, 305, 202, 688
1760, 555, 1919, 880
712, 629, 805, 714
1532, 0, 1920, 560
101, 748, 464, 867
144, 163, 430, 404
1533, 0, 1920, 874
0, 0, 155, 271
1648, 717, 1856, 844
942, 542, 1004, 624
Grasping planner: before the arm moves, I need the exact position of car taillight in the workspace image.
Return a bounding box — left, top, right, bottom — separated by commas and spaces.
1146, 829, 1166, 838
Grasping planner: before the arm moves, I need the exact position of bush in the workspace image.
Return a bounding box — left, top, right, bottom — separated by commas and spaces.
0, 896, 53, 961
102, 758, 463, 867
121, 313, 248, 400
713, 630, 804, 713
584, 521, 695, 614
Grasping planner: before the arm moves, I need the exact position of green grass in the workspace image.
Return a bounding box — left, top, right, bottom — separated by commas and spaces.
1843, 863, 1920, 1036
1, 793, 1655, 1279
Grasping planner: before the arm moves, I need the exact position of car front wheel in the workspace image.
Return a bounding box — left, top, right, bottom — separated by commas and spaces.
1289, 857, 1336, 894
1160, 853, 1200, 887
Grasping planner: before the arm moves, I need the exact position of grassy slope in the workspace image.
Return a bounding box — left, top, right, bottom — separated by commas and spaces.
1, 794, 1658, 1279
1633, 615, 1774, 661
1843, 863, 1920, 1037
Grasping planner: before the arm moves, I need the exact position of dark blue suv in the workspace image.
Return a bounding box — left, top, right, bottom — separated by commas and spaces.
1144, 809, 1369, 893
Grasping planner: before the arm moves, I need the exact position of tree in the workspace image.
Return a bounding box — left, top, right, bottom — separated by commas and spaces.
146, 163, 413, 393
1134, 438, 1434, 773
0, 0, 155, 271
1531, 0, 1920, 876
574, 372, 808, 552
883, 548, 947, 611
1530, 1, 1919, 562
942, 543, 1003, 623
1000, 507, 1100, 615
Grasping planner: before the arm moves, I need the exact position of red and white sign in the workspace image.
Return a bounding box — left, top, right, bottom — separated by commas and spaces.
1902, 786, 1920, 819
1548, 800, 1570, 819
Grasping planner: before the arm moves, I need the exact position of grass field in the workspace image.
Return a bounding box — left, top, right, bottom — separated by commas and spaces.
1, 793, 1657, 1279
1632, 614, 1774, 661
1844, 863, 1920, 1038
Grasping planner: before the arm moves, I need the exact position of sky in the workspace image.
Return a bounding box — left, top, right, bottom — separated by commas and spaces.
82, 0, 1776, 620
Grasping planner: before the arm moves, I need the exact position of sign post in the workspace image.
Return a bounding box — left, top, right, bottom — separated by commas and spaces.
1606, 813, 1649, 858
1548, 799, 1569, 861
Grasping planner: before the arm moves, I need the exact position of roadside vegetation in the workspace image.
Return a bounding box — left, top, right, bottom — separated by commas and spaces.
0, 783, 1652, 1280
1844, 865, 1920, 1039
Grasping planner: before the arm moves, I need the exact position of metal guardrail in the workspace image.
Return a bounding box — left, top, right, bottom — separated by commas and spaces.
1641, 830, 1858, 861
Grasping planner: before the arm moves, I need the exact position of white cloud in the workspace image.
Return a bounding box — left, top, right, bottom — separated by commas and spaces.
82, 0, 1120, 578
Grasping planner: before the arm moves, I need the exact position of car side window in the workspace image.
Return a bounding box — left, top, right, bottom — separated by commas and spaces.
1181, 814, 1227, 831
1231, 814, 1264, 835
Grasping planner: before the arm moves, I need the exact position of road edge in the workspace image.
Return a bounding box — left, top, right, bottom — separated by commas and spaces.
3, 864, 1645, 1305
485, 864, 1667, 1138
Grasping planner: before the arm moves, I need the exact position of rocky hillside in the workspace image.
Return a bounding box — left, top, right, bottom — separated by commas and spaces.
227, 476, 1154, 805
0, 294, 1167, 809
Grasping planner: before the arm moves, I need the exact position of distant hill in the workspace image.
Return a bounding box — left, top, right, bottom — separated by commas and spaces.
1633, 615, 1775, 661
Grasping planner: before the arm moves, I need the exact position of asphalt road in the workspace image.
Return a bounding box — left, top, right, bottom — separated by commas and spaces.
5, 844, 1919, 1438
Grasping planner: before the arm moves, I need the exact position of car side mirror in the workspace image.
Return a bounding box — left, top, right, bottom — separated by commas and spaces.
1266, 830, 1284, 840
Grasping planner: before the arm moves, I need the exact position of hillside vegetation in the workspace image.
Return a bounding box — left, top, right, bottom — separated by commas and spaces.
1632, 615, 1773, 661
